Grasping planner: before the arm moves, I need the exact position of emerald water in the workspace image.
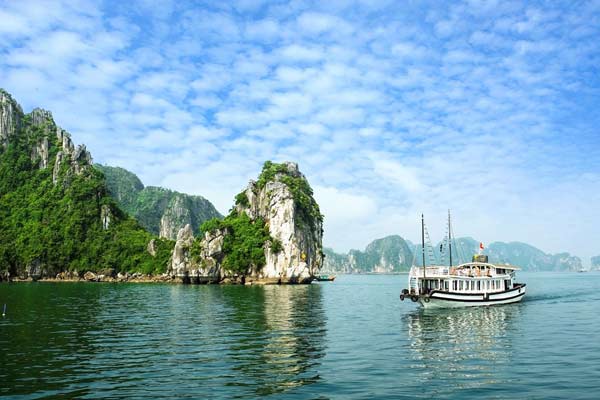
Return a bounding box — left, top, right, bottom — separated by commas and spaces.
1, 273, 600, 399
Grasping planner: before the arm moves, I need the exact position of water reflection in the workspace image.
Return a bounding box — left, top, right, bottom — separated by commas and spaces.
0, 283, 326, 399
0, 283, 103, 398
404, 305, 522, 391
220, 284, 326, 396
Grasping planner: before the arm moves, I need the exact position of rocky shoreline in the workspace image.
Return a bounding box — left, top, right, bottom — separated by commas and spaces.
1, 270, 312, 285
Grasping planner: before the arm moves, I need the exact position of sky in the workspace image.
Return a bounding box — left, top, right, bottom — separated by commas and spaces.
1, 0, 599, 263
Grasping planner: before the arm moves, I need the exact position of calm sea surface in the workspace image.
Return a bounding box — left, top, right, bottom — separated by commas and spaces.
1, 272, 600, 399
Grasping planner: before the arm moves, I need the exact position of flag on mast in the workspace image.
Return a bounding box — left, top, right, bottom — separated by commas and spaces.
479, 242, 484, 250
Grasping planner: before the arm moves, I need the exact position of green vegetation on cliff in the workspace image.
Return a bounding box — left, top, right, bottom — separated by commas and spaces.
0, 91, 173, 277
201, 211, 272, 275
96, 165, 221, 239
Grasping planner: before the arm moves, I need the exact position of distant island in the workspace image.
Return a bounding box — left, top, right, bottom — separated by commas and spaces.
0, 89, 324, 283
324, 236, 586, 273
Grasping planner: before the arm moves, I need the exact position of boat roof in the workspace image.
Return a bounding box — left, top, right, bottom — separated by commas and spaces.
456, 262, 521, 271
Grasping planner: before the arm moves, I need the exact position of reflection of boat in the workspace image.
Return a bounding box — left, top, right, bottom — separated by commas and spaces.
313, 274, 335, 282
404, 306, 519, 388
399, 212, 526, 308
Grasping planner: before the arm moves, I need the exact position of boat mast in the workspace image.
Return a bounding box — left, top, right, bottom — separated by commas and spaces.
448, 209, 453, 268
421, 214, 426, 292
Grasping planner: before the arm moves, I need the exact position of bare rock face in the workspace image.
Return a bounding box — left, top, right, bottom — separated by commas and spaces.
0, 89, 23, 148
195, 228, 226, 279
52, 151, 65, 184
100, 204, 112, 230
169, 161, 323, 284
30, 108, 53, 127
238, 162, 323, 283
160, 195, 192, 240
52, 137, 92, 185
56, 127, 74, 154
147, 239, 157, 257
167, 225, 225, 283
27, 109, 55, 169
31, 137, 50, 169
169, 224, 195, 277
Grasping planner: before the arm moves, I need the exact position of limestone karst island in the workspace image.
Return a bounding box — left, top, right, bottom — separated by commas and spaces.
0, 89, 323, 284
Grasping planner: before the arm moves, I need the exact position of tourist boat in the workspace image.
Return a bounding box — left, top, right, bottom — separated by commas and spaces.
314, 274, 335, 282
399, 213, 526, 308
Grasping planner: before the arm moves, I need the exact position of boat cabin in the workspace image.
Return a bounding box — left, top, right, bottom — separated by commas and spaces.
408, 258, 520, 295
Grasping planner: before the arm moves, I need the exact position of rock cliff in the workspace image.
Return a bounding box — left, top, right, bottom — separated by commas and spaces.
0, 89, 173, 279
0, 90, 22, 148
0, 90, 93, 183
95, 165, 222, 240
168, 161, 324, 284
159, 195, 194, 239
323, 235, 414, 273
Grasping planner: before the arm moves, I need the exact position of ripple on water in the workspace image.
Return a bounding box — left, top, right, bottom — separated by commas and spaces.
1, 273, 600, 399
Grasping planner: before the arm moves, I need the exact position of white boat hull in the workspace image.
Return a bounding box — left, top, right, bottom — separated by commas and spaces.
409, 284, 526, 309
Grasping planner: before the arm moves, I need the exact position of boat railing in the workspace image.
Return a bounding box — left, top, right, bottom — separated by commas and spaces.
410, 266, 508, 278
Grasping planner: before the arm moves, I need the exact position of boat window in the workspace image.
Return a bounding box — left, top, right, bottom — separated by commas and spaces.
444, 281, 449, 291
477, 281, 481, 290
471, 281, 475, 291
486, 281, 490, 290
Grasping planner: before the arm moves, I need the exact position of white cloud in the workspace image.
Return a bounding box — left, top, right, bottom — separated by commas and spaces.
371, 158, 424, 194
279, 44, 324, 62
296, 12, 353, 36
245, 18, 280, 40
1, 0, 599, 262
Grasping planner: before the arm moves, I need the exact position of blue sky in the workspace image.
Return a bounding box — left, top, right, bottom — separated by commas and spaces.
1, 0, 599, 262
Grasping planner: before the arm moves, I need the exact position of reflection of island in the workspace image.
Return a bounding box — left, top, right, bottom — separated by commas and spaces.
404, 305, 522, 391
220, 284, 326, 396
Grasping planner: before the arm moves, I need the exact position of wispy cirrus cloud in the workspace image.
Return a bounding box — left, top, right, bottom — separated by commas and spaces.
1, 0, 599, 262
